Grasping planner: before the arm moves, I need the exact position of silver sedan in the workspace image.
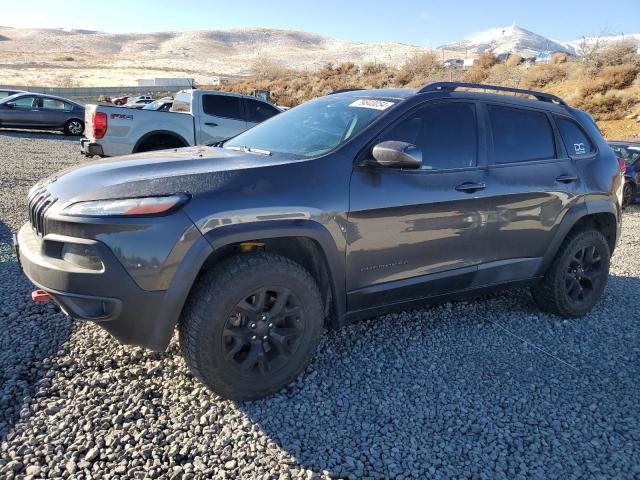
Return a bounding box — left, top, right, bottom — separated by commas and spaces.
0, 93, 85, 135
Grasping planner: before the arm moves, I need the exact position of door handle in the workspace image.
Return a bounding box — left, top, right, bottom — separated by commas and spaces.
205, 122, 218, 126
556, 174, 578, 184
455, 182, 486, 193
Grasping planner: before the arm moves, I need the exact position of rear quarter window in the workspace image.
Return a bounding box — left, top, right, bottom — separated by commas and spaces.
554, 115, 596, 157
488, 105, 555, 163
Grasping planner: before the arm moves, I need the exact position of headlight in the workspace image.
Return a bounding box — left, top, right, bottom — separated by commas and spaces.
61, 194, 189, 217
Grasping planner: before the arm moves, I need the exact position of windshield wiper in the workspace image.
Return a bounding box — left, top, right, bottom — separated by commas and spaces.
226, 145, 272, 156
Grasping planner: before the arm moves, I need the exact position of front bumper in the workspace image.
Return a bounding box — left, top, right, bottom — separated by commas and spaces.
80, 138, 105, 157
16, 223, 177, 350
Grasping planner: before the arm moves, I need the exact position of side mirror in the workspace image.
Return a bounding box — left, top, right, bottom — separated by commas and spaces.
369, 141, 422, 169
4, 103, 14, 108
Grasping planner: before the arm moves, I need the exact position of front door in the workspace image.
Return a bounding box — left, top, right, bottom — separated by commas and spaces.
0, 95, 42, 127
347, 100, 491, 310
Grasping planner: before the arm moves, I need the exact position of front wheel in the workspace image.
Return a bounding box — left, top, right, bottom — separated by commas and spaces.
179, 252, 324, 400
531, 229, 610, 318
64, 119, 84, 136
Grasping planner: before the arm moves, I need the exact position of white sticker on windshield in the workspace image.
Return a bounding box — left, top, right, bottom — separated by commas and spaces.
349, 99, 394, 110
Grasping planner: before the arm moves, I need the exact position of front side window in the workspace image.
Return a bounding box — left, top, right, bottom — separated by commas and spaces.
203, 94, 243, 120
225, 96, 399, 158
488, 105, 555, 163
245, 99, 280, 123
379, 102, 477, 170
8, 96, 38, 108
555, 116, 595, 157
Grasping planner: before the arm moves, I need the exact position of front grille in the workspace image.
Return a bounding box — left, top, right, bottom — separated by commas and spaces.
28, 187, 57, 237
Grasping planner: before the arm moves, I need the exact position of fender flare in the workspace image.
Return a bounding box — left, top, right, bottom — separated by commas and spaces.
537, 200, 618, 276
133, 130, 189, 153
150, 219, 347, 350
202, 219, 347, 322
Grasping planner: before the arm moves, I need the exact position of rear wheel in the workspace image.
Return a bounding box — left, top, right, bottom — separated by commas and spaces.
623, 182, 635, 207
64, 119, 84, 136
135, 134, 186, 153
179, 252, 324, 400
531, 229, 610, 318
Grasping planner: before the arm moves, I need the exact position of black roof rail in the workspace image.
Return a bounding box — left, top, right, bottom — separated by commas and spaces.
417, 82, 567, 105
328, 88, 365, 95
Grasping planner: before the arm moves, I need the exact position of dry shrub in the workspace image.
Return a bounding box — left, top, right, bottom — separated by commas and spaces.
574, 91, 637, 120
599, 63, 639, 88
580, 64, 639, 96
475, 52, 498, 70
522, 63, 567, 87
505, 54, 523, 68
584, 41, 640, 76
250, 60, 289, 80
396, 52, 443, 86
462, 67, 490, 83
485, 63, 522, 85
53, 56, 75, 61
597, 42, 639, 67
551, 53, 568, 64
336, 62, 359, 75
361, 62, 385, 76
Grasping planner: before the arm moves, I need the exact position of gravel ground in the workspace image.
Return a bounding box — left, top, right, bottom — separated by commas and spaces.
1, 129, 639, 479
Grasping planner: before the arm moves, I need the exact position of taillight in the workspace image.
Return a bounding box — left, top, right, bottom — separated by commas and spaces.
93, 111, 107, 139
618, 157, 626, 175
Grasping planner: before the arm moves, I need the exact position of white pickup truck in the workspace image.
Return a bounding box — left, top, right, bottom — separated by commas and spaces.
80, 89, 282, 157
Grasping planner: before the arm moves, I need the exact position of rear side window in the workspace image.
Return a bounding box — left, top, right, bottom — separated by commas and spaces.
554, 116, 595, 156
202, 94, 243, 120
42, 98, 67, 110
488, 105, 555, 163
380, 102, 477, 170
245, 99, 280, 123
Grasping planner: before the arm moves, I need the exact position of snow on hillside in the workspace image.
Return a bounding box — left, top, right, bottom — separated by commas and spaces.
438, 24, 573, 57
565, 33, 640, 55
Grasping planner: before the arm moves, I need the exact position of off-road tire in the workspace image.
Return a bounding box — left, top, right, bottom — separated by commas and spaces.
179, 252, 324, 400
531, 229, 610, 318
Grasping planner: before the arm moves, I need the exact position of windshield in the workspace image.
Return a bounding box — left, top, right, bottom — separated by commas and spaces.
0, 93, 20, 104
224, 95, 399, 157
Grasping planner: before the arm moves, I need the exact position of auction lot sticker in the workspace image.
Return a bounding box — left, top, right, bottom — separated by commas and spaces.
349, 99, 395, 110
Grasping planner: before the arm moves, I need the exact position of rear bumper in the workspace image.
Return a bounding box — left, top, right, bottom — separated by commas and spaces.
80, 138, 105, 157
16, 223, 184, 350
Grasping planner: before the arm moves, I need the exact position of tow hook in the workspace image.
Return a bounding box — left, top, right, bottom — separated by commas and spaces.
31, 290, 52, 302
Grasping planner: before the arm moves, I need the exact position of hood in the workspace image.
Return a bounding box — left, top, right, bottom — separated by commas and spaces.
37, 146, 299, 203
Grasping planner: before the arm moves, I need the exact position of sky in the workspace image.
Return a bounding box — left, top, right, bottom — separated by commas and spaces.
1, 0, 639, 46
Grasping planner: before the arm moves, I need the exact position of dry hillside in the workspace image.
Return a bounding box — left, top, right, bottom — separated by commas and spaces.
0, 26, 428, 86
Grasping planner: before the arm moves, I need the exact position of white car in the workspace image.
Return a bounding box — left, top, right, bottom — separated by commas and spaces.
124, 97, 155, 109
81, 89, 282, 157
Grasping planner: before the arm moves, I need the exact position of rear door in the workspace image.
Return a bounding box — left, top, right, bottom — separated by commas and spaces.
478, 102, 582, 265
196, 93, 248, 144
244, 98, 281, 127
40, 97, 72, 128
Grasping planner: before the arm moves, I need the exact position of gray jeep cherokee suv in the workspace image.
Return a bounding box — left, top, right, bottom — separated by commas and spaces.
16, 82, 623, 400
